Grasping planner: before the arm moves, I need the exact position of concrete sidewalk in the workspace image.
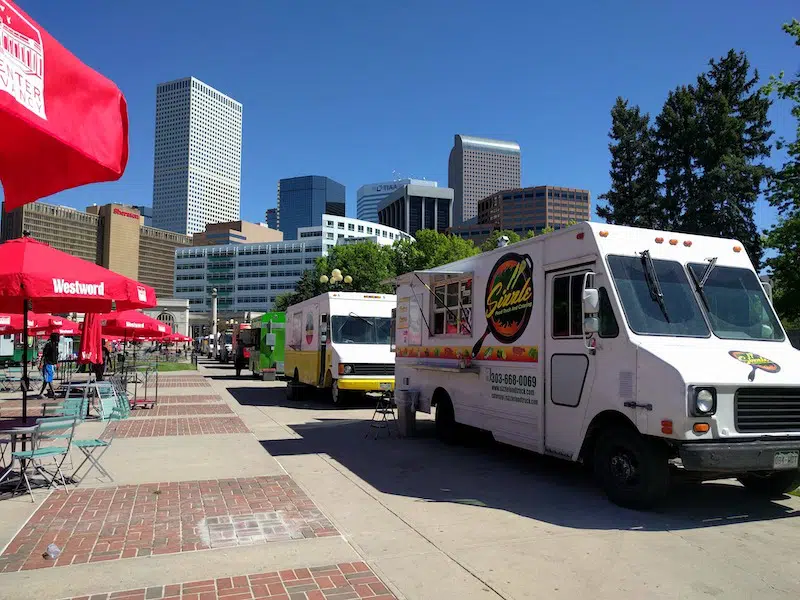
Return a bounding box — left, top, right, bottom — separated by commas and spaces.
3, 360, 800, 599
0, 362, 396, 600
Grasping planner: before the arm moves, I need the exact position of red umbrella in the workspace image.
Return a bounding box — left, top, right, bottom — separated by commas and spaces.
36, 315, 81, 336
0, 236, 156, 421
0, 237, 156, 313
100, 310, 168, 339
163, 332, 191, 343
0, 0, 128, 211
0, 311, 45, 333
77, 312, 102, 364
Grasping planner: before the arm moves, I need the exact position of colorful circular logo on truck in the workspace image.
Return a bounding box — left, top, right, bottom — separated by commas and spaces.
729, 351, 780, 381
472, 253, 534, 359
484, 252, 534, 342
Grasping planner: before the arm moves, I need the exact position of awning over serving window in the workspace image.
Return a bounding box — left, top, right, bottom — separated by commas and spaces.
385, 269, 470, 286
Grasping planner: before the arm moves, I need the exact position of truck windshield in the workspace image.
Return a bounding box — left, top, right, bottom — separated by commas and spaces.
331, 316, 392, 345
687, 263, 784, 341
608, 255, 709, 337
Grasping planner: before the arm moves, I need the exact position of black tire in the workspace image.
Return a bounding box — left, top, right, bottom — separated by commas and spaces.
738, 470, 800, 498
435, 395, 458, 444
593, 427, 671, 510
331, 380, 344, 406
286, 370, 302, 401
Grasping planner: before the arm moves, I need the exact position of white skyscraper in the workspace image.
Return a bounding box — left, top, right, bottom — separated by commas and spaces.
152, 77, 242, 235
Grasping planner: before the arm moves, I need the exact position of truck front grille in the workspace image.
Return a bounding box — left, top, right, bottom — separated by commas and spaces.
735, 387, 800, 433
351, 363, 394, 376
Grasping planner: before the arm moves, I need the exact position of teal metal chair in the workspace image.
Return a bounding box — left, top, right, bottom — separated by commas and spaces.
12, 416, 78, 501
72, 407, 125, 483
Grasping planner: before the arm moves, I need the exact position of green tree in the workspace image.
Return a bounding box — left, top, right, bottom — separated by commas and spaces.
325, 243, 396, 294
601, 51, 773, 268
688, 50, 773, 268
764, 20, 800, 322
273, 292, 295, 312
597, 97, 662, 227
393, 230, 479, 275
525, 230, 536, 238
480, 229, 521, 252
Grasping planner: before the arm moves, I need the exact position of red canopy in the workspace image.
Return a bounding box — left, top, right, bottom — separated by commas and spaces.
77, 312, 102, 364
0, 311, 47, 334
0, 0, 128, 211
0, 237, 157, 313
100, 310, 168, 338
37, 315, 81, 336
163, 332, 192, 343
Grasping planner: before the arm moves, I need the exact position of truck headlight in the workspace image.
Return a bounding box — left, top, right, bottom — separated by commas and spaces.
338, 364, 353, 375
692, 387, 717, 416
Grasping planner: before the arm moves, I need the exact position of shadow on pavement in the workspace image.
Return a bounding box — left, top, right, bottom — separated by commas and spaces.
258, 415, 800, 533
228, 386, 376, 411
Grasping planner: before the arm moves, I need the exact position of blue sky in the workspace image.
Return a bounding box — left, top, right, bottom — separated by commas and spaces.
5, 0, 799, 233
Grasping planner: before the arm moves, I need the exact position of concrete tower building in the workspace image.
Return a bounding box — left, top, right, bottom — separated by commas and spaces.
448, 135, 521, 225
152, 77, 242, 235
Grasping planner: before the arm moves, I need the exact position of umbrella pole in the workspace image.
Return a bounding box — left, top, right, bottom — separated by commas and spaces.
22, 299, 29, 423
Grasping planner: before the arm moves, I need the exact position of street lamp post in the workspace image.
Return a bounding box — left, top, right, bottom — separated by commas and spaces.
210, 288, 218, 359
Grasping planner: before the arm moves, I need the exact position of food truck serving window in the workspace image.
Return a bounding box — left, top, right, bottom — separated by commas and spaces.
432, 278, 472, 335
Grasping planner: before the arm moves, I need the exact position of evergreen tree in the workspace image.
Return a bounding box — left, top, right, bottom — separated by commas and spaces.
689, 50, 773, 268
597, 97, 661, 227
764, 20, 800, 322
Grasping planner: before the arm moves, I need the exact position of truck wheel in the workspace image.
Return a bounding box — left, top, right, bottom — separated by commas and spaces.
286, 370, 301, 401
331, 380, 343, 406
435, 395, 458, 444
593, 427, 670, 510
738, 470, 800, 498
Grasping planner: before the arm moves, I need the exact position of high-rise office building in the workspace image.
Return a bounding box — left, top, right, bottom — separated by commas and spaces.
277, 176, 345, 239
377, 185, 454, 237
356, 179, 438, 223
152, 77, 242, 235
448, 185, 591, 246
265, 208, 278, 230
448, 135, 521, 225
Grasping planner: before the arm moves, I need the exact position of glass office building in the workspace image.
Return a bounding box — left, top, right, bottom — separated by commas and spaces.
277, 176, 345, 239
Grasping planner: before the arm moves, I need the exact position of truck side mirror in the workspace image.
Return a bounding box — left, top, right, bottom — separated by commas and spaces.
584, 316, 600, 334
583, 288, 599, 314
761, 281, 773, 304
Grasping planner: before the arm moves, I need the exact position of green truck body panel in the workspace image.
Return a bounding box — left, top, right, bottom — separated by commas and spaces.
249, 312, 285, 374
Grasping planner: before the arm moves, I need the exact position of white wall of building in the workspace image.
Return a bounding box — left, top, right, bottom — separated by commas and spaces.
175, 215, 410, 313
153, 77, 242, 235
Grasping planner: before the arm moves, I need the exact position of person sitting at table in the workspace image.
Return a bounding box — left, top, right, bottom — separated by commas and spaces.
37, 333, 59, 398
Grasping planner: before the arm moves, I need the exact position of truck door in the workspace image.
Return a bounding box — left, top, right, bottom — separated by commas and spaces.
544, 266, 596, 460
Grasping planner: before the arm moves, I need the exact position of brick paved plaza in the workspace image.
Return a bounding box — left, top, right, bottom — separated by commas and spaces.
62, 563, 396, 600
0, 476, 337, 573
0, 366, 404, 600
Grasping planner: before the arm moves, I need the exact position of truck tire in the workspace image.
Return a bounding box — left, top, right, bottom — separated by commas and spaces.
331, 380, 343, 406
435, 395, 458, 444
286, 370, 302, 401
593, 427, 670, 510
738, 470, 800, 498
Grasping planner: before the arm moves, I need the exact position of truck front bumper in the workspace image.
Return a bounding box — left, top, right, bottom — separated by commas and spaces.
337, 377, 394, 393
678, 437, 800, 472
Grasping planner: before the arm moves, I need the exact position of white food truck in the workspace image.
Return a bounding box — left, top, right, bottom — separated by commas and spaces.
284, 292, 396, 404
394, 222, 800, 508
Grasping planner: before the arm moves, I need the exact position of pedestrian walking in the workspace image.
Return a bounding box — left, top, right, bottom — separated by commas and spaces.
235, 336, 246, 378
37, 332, 59, 398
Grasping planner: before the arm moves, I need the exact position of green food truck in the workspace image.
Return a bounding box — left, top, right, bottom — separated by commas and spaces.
248, 312, 285, 380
